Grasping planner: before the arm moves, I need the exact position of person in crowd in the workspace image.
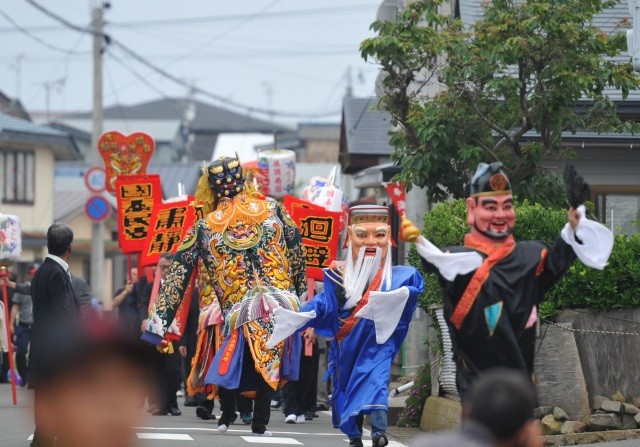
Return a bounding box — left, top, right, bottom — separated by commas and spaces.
268, 205, 425, 447
113, 268, 139, 335
283, 327, 319, 424
411, 368, 543, 447
143, 156, 307, 437
7, 263, 39, 386
142, 253, 182, 416
30, 223, 80, 447
33, 316, 149, 447
414, 162, 613, 397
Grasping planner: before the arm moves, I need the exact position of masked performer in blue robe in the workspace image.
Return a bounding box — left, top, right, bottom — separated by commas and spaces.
267, 205, 424, 447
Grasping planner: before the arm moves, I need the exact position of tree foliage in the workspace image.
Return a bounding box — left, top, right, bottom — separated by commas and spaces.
361, 0, 640, 204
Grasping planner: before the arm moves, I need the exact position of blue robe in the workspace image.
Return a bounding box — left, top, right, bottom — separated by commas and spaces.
300, 265, 424, 438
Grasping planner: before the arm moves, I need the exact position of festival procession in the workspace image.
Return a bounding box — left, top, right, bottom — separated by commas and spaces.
3, 0, 640, 446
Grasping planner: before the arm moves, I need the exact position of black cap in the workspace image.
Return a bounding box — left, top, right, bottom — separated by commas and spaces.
469, 162, 512, 198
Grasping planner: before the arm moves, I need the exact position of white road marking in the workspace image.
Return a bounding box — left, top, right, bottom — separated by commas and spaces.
134, 426, 344, 436
240, 436, 303, 445
137, 433, 193, 440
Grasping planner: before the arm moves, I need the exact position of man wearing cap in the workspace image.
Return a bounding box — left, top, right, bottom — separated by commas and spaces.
142, 156, 307, 437
414, 162, 613, 397
267, 205, 425, 447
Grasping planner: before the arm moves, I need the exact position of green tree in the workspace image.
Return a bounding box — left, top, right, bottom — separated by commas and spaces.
361, 0, 640, 205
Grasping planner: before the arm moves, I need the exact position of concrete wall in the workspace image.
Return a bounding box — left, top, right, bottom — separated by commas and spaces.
557, 308, 640, 404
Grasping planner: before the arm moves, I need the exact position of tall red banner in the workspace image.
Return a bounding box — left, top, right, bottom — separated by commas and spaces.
284, 195, 340, 281
115, 174, 162, 254
385, 182, 407, 216
140, 197, 197, 267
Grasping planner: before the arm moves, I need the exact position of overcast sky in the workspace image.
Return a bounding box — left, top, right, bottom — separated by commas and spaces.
0, 0, 384, 124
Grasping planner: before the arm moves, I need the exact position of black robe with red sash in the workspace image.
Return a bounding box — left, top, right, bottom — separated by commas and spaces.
422, 234, 576, 397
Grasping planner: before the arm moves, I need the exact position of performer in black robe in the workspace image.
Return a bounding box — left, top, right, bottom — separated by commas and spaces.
413, 162, 613, 397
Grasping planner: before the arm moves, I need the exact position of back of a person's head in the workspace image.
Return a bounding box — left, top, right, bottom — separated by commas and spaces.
47, 223, 74, 257
466, 368, 535, 441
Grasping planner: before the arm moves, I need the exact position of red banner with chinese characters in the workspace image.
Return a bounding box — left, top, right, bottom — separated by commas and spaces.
115, 174, 162, 254
140, 197, 197, 267
284, 196, 340, 281
385, 182, 407, 216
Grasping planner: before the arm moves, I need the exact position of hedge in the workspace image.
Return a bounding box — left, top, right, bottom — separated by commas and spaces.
408, 198, 640, 319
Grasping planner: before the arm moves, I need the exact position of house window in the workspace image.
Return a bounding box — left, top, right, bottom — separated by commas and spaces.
0, 150, 36, 205
594, 187, 640, 235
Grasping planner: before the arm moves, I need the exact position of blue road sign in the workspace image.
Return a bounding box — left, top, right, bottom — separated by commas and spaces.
85, 195, 110, 222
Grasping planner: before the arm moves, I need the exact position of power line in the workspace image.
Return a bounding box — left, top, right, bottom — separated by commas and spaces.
23, 0, 341, 119
0, 9, 89, 55
2, 4, 377, 34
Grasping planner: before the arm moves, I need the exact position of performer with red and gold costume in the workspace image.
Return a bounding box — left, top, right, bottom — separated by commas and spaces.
143, 155, 307, 437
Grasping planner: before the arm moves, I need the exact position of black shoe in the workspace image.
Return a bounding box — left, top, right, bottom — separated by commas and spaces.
372, 433, 389, 447
241, 412, 253, 424
349, 438, 363, 447
184, 397, 198, 407
151, 408, 168, 416
196, 406, 212, 420
304, 411, 314, 421
169, 407, 182, 416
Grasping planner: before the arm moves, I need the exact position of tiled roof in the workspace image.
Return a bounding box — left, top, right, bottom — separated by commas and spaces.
67, 98, 290, 134
0, 113, 81, 160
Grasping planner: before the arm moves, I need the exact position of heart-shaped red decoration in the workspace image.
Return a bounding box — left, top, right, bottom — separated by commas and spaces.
98, 131, 155, 193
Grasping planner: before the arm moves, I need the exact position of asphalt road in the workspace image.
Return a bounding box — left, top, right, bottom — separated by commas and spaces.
0, 385, 406, 447
1, 385, 639, 447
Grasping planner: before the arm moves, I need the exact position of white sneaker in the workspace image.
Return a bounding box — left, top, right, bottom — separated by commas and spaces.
285, 414, 297, 424
253, 430, 272, 437
296, 415, 306, 424
176, 389, 184, 397
217, 424, 228, 433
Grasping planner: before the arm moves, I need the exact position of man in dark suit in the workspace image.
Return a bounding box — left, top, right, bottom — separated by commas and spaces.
30, 223, 80, 447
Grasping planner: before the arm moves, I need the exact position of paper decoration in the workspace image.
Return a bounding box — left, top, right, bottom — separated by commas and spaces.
0, 214, 21, 262
98, 131, 155, 193
257, 149, 296, 199
115, 174, 162, 254
284, 195, 340, 281
301, 168, 349, 234
140, 197, 197, 267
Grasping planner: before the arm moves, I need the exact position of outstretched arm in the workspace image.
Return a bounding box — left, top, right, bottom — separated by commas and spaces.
143, 224, 201, 345
560, 205, 613, 270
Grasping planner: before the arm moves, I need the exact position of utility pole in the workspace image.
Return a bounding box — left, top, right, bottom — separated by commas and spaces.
629, 0, 640, 71
346, 66, 353, 97
90, 3, 106, 309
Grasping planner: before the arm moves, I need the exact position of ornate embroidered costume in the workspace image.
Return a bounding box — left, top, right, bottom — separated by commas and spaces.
144, 156, 306, 435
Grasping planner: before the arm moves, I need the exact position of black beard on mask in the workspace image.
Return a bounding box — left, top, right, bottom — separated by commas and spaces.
473, 223, 513, 240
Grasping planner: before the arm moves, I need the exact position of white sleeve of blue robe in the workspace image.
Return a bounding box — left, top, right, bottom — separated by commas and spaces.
355, 287, 410, 345
414, 236, 483, 281
266, 308, 316, 349
560, 205, 613, 270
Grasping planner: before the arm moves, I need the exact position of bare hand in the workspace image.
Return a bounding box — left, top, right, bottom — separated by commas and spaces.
179, 346, 187, 357
568, 207, 580, 231
124, 281, 134, 294
304, 328, 317, 344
